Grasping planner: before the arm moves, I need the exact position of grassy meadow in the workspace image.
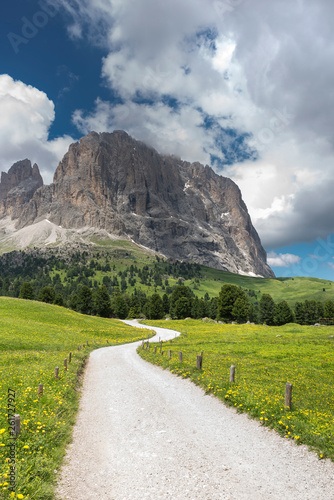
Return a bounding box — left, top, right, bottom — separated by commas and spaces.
0, 298, 150, 500
139, 320, 334, 461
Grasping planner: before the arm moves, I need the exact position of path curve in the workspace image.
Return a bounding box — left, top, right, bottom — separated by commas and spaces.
56, 320, 334, 499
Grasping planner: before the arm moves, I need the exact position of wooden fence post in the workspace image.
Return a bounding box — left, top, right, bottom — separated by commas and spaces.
196, 355, 203, 370
69, 352, 72, 363
285, 383, 293, 410
160, 340, 163, 352
86, 341, 89, 346
169, 349, 172, 359
38, 383, 43, 396
55, 367, 59, 379
64, 358, 67, 371
230, 365, 236, 383
154, 346, 157, 354
178, 351, 183, 363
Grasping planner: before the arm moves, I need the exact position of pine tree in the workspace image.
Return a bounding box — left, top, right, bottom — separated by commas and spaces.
324, 299, 334, 319
232, 297, 250, 323
174, 297, 191, 319
273, 301, 294, 326
169, 285, 192, 318
19, 282, 34, 300
294, 302, 305, 324
259, 294, 275, 325
162, 293, 170, 314
148, 293, 164, 320
39, 286, 56, 304
114, 295, 129, 319
217, 284, 248, 322
77, 286, 93, 315
94, 285, 112, 317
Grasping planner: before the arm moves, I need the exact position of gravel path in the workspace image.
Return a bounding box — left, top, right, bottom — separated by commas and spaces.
56, 320, 334, 499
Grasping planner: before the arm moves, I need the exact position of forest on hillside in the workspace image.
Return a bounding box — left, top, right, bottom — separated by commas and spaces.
1, 248, 333, 325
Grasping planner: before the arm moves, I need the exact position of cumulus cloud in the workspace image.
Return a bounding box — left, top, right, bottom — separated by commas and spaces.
267, 252, 301, 268
57, 0, 334, 249
0, 75, 74, 183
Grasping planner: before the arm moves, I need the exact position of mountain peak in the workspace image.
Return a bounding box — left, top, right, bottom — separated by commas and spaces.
0, 159, 43, 218
0, 132, 274, 277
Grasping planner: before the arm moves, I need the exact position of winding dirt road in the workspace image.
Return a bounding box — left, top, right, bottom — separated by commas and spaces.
56, 320, 334, 499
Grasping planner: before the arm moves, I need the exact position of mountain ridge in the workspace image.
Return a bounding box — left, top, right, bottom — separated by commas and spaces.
0, 130, 274, 278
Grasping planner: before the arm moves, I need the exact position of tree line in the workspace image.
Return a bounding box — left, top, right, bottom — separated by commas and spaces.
17, 281, 334, 325
1, 249, 334, 325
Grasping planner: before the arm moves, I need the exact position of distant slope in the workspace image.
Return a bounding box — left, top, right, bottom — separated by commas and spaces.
195, 267, 334, 306
0, 242, 332, 308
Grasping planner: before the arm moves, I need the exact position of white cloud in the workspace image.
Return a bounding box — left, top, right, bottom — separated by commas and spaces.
267, 252, 301, 268
0, 75, 74, 184
57, 0, 334, 250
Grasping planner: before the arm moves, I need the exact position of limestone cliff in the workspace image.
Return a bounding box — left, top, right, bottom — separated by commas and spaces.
0, 131, 274, 277
0, 159, 43, 218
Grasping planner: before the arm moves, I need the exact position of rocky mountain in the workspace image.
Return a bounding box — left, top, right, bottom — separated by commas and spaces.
0, 159, 43, 218
0, 131, 274, 277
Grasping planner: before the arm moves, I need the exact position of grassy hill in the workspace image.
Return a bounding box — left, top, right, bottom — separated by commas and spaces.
0, 298, 150, 499
1, 238, 334, 310
194, 268, 334, 305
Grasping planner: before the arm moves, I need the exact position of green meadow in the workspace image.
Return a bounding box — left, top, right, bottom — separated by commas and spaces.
0, 298, 149, 500
139, 320, 334, 461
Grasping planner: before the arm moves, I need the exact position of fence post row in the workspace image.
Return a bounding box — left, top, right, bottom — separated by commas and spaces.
148, 346, 295, 410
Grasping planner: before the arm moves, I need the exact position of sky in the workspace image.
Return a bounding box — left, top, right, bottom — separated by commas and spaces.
1, 0, 334, 280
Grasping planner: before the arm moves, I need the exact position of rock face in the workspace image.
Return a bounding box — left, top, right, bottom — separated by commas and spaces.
0, 159, 43, 218
0, 131, 274, 277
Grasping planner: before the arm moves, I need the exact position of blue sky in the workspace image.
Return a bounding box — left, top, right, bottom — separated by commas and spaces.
1, 0, 334, 280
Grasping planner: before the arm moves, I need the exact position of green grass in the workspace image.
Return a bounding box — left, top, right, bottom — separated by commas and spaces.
80, 240, 334, 305
189, 266, 334, 305
138, 320, 334, 461
7, 238, 334, 306
0, 298, 150, 500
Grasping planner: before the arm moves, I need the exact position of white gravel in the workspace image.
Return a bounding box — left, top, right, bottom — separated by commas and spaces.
56, 320, 334, 499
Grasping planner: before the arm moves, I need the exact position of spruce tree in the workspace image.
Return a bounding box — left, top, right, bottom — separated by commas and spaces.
148, 293, 164, 320
259, 294, 275, 325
